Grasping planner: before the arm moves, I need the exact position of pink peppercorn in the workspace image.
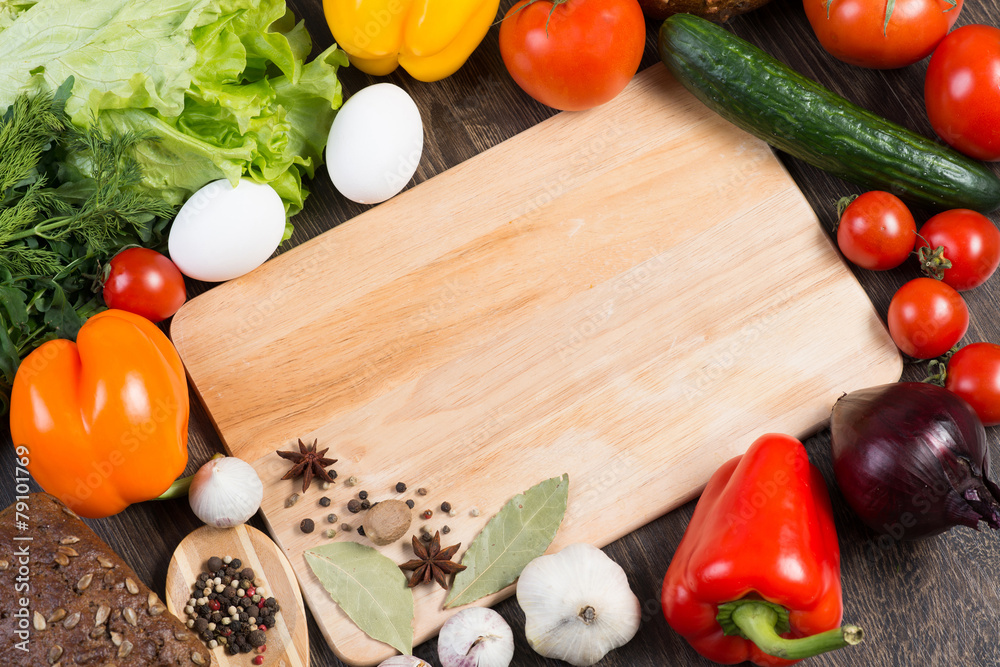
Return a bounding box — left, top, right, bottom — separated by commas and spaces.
253, 656, 264, 665
246, 586, 256, 596
208, 599, 221, 611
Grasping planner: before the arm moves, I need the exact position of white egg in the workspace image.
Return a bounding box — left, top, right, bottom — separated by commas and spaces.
326, 83, 424, 205
168, 179, 285, 283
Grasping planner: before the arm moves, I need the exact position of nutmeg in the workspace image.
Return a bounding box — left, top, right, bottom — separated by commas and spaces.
361, 499, 412, 546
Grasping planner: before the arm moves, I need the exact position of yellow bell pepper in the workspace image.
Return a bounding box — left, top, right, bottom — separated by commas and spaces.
323, 0, 500, 82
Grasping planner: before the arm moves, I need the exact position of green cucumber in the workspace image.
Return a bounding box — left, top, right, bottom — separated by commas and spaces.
658, 14, 1000, 213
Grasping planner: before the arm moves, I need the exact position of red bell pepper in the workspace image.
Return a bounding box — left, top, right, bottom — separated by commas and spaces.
661, 433, 863, 666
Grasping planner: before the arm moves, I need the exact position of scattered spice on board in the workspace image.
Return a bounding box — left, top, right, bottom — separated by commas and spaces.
421, 510, 433, 520
399, 532, 467, 588
183, 556, 281, 660
275, 439, 337, 493
362, 499, 412, 546
300, 518, 315, 534
417, 487, 428, 496
284, 494, 299, 508
395, 482, 407, 493
348, 499, 362, 514
319, 496, 332, 507
440, 501, 452, 513
326, 513, 338, 524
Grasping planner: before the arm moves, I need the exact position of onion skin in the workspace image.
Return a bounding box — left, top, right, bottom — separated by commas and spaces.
830, 382, 1000, 540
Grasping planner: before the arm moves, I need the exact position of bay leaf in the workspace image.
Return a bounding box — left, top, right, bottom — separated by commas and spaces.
445, 473, 569, 608
304, 541, 414, 655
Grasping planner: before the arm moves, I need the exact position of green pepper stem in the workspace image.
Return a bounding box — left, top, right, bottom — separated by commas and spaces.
155, 453, 225, 500
729, 601, 864, 660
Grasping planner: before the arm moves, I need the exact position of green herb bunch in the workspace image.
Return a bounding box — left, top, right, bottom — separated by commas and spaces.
0, 78, 176, 412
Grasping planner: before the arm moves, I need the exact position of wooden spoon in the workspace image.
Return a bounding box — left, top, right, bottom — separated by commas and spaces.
166, 523, 309, 667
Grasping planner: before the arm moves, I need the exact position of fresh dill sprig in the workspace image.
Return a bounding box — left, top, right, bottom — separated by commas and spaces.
0, 78, 176, 412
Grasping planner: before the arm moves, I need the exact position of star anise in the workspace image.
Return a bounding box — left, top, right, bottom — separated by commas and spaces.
275, 439, 337, 493
399, 532, 467, 589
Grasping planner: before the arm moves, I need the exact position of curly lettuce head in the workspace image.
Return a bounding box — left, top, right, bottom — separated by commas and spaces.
0, 0, 347, 233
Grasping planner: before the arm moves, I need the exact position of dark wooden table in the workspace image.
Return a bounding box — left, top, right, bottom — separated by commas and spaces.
5, 0, 1000, 665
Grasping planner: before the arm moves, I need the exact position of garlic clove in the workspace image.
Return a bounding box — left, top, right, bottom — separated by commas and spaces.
376, 657, 431, 667
437, 607, 514, 667
188, 457, 264, 528
516, 543, 641, 667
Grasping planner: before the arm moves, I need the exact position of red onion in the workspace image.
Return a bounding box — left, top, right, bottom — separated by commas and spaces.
830, 382, 1000, 540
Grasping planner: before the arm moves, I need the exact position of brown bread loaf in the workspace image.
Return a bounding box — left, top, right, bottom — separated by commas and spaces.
0, 492, 210, 666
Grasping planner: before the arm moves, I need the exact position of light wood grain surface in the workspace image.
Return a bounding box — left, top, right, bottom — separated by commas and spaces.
171, 64, 901, 664
5, 0, 1000, 666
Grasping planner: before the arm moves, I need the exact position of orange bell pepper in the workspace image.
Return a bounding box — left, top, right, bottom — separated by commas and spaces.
10, 309, 189, 519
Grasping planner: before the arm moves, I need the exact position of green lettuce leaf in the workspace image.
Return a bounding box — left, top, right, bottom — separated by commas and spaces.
0, 0, 346, 228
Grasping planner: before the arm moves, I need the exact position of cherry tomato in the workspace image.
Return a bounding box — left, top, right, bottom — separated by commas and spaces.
925, 24, 1000, 161
836, 191, 916, 270
803, 0, 962, 69
498, 0, 645, 111
887, 277, 968, 359
103, 248, 187, 323
915, 209, 1000, 291
946, 342, 1000, 426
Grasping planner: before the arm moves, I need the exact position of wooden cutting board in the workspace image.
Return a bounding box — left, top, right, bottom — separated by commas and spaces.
170, 63, 902, 666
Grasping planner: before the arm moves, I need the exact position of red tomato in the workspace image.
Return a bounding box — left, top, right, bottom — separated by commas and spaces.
946, 342, 1000, 425
836, 191, 916, 270
887, 277, 968, 359
103, 248, 187, 323
803, 0, 962, 69
498, 0, 646, 111
915, 209, 1000, 290
925, 24, 1000, 160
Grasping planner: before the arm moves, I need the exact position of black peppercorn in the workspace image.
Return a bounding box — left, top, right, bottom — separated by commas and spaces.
319, 496, 332, 507
249, 629, 267, 648
326, 513, 338, 524
405, 499, 415, 509
231, 559, 243, 570
348, 498, 362, 513
360, 499, 371, 510
300, 518, 315, 533
395, 482, 407, 492
440, 501, 452, 513
207, 556, 223, 572
357, 525, 366, 536
358, 490, 369, 500
240, 568, 255, 581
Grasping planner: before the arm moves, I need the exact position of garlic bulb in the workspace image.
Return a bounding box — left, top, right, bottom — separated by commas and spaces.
516, 543, 641, 666
437, 607, 514, 667
377, 657, 431, 667
188, 457, 263, 528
